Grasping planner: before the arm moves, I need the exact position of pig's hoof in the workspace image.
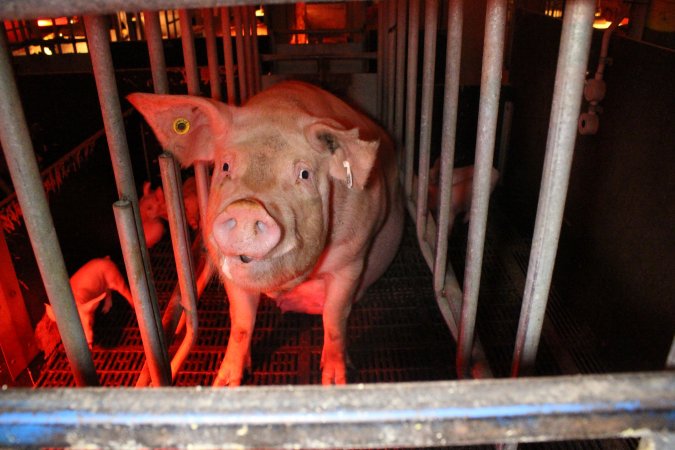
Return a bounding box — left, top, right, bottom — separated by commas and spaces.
321, 363, 347, 385
213, 370, 243, 387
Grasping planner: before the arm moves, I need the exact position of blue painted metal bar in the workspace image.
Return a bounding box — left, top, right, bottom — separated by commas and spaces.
1, 372, 673, 448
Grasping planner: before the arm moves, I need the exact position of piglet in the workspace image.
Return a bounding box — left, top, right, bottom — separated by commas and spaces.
45, 257, 134, 348
129, 81, 404, 385
139, 181, 166, 248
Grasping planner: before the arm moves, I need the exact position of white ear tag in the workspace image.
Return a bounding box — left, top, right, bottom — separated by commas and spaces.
343, 160, 353, 189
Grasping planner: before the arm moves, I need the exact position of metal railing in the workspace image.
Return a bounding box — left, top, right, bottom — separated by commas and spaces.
0, 0, 673, 448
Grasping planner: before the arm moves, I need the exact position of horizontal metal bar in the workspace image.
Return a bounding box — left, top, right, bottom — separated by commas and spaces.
1, 372, 673, 448
0, 0, 281, 20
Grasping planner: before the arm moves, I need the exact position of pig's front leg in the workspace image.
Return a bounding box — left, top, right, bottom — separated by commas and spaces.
321, 269, 360, 385
214, 281, 260, 387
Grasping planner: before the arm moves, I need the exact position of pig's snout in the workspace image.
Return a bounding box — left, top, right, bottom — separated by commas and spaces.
213, 199, 281, 262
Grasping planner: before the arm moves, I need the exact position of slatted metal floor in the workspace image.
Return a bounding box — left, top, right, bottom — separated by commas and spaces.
35, 199, 635, 449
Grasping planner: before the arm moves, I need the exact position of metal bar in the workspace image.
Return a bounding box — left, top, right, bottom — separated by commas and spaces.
403, 0, 419, 199
241, 6, 253, 99
666, 336, 675, 369
250, 5, 261, 95
457, 0, 507, 379
2, 372, 673, 448
386, 0, 397, 132
112, 201, 171, 387
203, 7, 222, 101
1, 23, 67, 380
179, 9, 201, 96
415, 0, 438, 247
220, 6, 236, 105
432, 0, 463, 295
394, 0, 407, 145
511, 0, 596, 377
159, 154, 199, 380
0, 27, 97, 387
376, 0, 385, 121
233, 6, 247, 103
84, 14, 171, 386
143, 10, 170, 95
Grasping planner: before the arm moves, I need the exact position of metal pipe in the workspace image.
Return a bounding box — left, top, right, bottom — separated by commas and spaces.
511, 0, 596, 377
179, 9, 201, 96
241, 6, 254, 99
403, 0, 419, 199
0, 27, 98, 387
250, 5, 262, 95
159, 154, 199, 380
457, 0, 507, 379
386, 0, 397, 132
203, 7, 222, 101
376, 0, 385, 120
394, 0, 407, 145
84, 14, 171, 386
113, 201, 172, 387
220, 6, 237, 105
2, 372, 673, 448
233, 6, 248, 103
433, 0, 463, 296
143, 10, 169, 95
415, 0, 438, 247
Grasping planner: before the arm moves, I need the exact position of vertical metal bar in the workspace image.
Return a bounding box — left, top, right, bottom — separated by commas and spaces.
511, 0, 596, 377
84, 15, 171, 386
143, 10, 170, 95
242, 6, 254, 99
112, 201, 171, 386
415, 0, 438, 245
394, 0, 407, 145
179, 9, 201, 96
221, 7, 237, 105
457, 0, 507, 379
667, 336, 675, 369
404, 0, 419, 199
433, 0, 463, 295
0, 28, 98, 387
159, 154, 199, 378
250, 5, 262, 95
203, 8, 222, 102
376, 0, 385, 121
386, 0, 397, 132
233, 7, 248, 103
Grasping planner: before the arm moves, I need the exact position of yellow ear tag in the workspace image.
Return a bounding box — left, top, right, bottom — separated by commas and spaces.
172, 118, 190, 135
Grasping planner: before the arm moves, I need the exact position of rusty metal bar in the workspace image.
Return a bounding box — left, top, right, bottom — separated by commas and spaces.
159, 154, 199, 380
241, 6, 253, 99
511, 0, 596, 377
415, 0, 438, 248
403, 0, 419, 199
457, 0, 507, 380
84, 14, 170, 386
204, 7, 222, 101
143, 10, 170, 95
386, 0, 397, 132
250, 5, 261, 95
376, 0, 385, 121
0, 26, 98, 387
432, 0, 462, 295
2, 372, 673, 448
220, 6, 236, 105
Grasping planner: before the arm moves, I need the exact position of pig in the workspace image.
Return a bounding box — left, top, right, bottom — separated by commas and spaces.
45, 257, 134, 348
139, 181, 166, 248
427, 161, 499, 223
129, 81, 404, 385
139, 177, 200, 244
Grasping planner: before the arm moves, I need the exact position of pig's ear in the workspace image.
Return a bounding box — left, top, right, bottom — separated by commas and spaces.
127, 93, 232, 166
305, 122, 379, 189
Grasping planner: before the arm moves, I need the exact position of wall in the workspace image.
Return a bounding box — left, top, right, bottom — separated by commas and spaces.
505, 9, 675, 371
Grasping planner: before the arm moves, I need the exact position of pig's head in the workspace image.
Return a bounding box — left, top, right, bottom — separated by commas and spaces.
128, 93, 379, 292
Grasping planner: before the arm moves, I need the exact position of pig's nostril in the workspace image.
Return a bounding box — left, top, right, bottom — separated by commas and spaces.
225, 218, 237, 230
255, 220, 267, 234
240, 255, 252, 263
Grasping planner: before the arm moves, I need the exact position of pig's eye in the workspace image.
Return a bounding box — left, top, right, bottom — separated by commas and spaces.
299, 169, 310, 180
222, 162, 230, 172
